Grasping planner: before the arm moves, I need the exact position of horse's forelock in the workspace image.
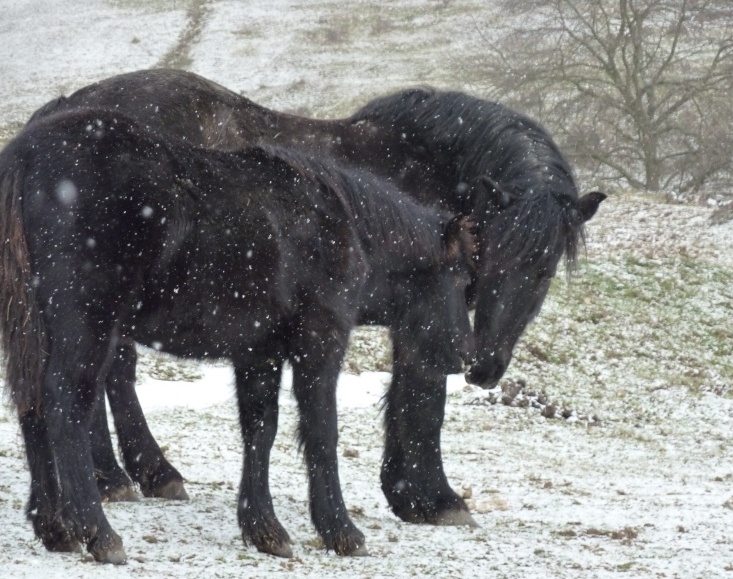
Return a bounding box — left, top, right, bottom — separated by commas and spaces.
480, 192, 584, 278
397, 91, 583, 276
444, 214, 480, 270
356, 90, 582, 265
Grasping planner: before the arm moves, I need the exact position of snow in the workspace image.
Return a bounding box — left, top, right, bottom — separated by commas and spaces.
1, 1, 733, 578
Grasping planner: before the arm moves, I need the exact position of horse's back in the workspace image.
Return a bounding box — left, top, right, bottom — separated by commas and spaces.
25, 69, 265, 148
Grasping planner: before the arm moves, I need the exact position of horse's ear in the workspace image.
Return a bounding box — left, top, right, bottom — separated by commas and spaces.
577, 191, 606, 223
442, 214, 479, 265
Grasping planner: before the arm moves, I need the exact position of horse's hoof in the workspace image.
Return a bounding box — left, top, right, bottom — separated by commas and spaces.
347, 543, 369, 557
242, 517, 292, 558
88, 532, 127, 565
100, 484, 139, 503
432, 509, 479, 528
260, 541, 293, 558
33, 517, 82, 553
332, 530, 368, 556
146, 479, 189, 500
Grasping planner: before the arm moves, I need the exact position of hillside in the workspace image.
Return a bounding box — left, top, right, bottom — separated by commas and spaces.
1, 2, 731, 578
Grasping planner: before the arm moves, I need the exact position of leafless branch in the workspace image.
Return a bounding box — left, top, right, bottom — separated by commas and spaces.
477, 0, 733, 198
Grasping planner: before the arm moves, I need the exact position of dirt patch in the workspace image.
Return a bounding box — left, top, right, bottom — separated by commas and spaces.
158, 0, 212, 69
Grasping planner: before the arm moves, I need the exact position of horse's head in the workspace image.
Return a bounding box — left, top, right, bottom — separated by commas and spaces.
465, 179, 606, 388
391, 214, 477, 376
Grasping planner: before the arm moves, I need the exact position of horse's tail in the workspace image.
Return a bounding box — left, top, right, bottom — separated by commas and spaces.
0, 151, 47, 416
25, 95, 68, 125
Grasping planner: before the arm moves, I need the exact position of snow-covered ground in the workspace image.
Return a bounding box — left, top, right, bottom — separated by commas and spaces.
1, 1, 732, 578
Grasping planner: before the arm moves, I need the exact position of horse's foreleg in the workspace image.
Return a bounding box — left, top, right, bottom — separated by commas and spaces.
235, 359, 291, 558
105, 343, 188, 500
381, 357, 477, 527
290, 326, 367, 556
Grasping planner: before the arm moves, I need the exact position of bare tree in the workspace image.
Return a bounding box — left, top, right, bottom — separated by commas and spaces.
480, 0, 733, 198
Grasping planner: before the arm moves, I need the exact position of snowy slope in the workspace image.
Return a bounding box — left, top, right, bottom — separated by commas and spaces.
1, 2, 732, 578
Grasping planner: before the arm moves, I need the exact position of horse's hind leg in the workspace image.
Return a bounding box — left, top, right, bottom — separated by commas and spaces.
234, 358, 292, 558
20, 411, 81, 553
290, 318, 366, 556
105, 343, 188, 500
89, 393, 138, 502
25, 334, 126, 564
381, 359, 477, 527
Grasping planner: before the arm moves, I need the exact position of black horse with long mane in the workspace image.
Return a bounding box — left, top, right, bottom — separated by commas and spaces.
27, 68, 605, 528
0, 108, 477, 561
347, 89, 606, 385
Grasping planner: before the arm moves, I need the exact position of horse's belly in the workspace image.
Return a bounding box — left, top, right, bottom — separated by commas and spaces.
357, 278, 393, 326
131, 298, 281, 360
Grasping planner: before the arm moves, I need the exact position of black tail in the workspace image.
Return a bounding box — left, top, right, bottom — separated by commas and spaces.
0, 154, 47, 415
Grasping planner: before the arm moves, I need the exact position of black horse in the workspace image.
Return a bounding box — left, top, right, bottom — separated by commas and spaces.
29, 68, 605, 526
0, 108, 476, 562
30, 69, 605, 384
347, 90, 606, 386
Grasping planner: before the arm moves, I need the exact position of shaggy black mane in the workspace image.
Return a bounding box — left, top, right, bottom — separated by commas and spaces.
260, 145, 453, 272
352, 88, 584, 272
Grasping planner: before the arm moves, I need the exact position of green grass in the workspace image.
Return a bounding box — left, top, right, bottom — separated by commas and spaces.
305, 249, 733, 428
137, 350, 205, 382
499, 253, 733, 430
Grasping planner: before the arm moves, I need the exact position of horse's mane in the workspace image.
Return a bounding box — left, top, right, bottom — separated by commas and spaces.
351, 88, 584, 272
261, 146, 451, 272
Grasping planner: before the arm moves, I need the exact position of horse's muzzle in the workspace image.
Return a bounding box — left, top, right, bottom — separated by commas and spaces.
464, 358, 507, 389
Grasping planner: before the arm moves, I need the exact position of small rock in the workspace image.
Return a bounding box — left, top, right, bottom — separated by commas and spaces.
500, 383, 522, 405
501, 381, 523, 400
343, 447, 360, 458
542, 404, 557, 419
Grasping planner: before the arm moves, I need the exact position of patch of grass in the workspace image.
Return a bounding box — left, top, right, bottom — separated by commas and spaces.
343, 326, 391, 374
513, 255, 733, 407
299, 4, 451, 46
585, 526, 639, 543
303, 537, 324, 550
556, 526, 639, 545
137, 348, 205, 382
